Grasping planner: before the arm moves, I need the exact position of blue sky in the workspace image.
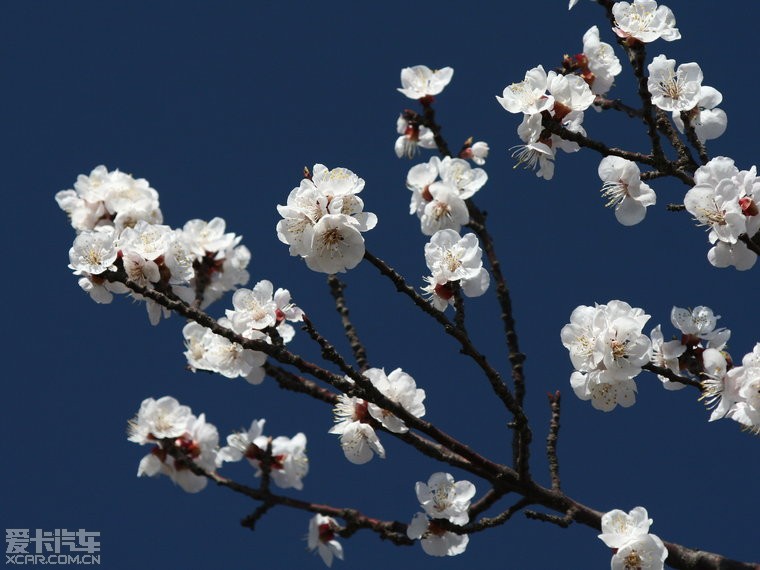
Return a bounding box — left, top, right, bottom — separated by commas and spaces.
3, 1, 759, 569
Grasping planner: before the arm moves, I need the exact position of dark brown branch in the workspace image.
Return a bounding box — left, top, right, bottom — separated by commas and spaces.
111, 273, 507, 479
167, 444, 413, 545
362, 250, 527, 430
739, 232, 760, 256
525, 507, 576, 528
263, 363, 338, 405
452, 288, 467, 332
419, 98, 452, 157
468, 487, 509, 519
593, 95, 643, 118
546, 391, 562, 491
680, 111, 710, 165
541, 115, 654, 164
464, 497, 533, 534
467, 204, 532, 480
301, 315, 359, 379
643, 363, 703, 390
327, 275, 370, 371
417, 97, 532, 480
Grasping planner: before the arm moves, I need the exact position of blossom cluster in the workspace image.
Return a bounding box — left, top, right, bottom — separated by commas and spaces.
650, 305, 729, 391
182, 281, 303, 384
276, 164, 377, 274
406, 156, 487, 235
562, 25, 622, 97
683, 157, 760, 270
407, 473, 475, 557
598, 507, 668, 570
421, 229, 489, 311
497, 64, 593, 180
127, 396, 219, 493
216, 418, 308, 490
561, 300, 653, 411
60, 166, 251, 321
128, 397, 311, 494
329, 368, 425, 464
655, 306, 760, 432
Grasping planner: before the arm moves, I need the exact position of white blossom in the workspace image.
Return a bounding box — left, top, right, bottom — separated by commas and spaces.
496, 65, 554, 115
672, 86, 727, 142
562, 301, 652, 411
611, 534, 668, 570
183, 319, 267, 384
395, 114, 437, 159
598, 156, 656, 226
460, 141, 489, 165
598, 507, 653, 549
647, 55, 702, 112
217, 419, 309, 490
582, 26, 622, 95
329, 395, 385, 464
612, 0, 681, 43
407, 513, 469, 557
307, 514, 344, 567
130, 399, 218, 494
547, 70, 596, 115
415, 472, 476, 525
56, 165, 162, 233
127, 396, 194, 444
305, 215, 366, 273
398, 65, 454, 100
68, 227, 118, 275
181, 217, 239, 259
670, 306, 730, 348
419, 182, 469, 236
364, 368, 425, 433
277, 165, 376, 274
227, 280, 278, 335
649, 325, 686, 390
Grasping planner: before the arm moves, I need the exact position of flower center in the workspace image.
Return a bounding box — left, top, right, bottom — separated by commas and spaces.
601, 180, 629, 208
623, 549, 643, 570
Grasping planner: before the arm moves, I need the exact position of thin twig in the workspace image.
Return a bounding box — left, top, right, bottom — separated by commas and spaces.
327, 275, 370, 371
680, 111, 710, 165
525, 507, 576, 528
593, 95, 643, 118
643, 363, 703, 390
546, 391, 562, 492
301, 315, 359, 379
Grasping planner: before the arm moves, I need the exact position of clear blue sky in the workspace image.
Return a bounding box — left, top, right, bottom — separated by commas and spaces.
3, 1, 758, 568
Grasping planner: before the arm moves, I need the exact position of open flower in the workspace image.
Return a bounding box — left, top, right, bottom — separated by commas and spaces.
612, 0, 681, 43
598, 156, 656, 225
496, 65, 553, 115
647, 55, 702, 112
329, 395, 385, 464
407, 513, 469, 557
415, 472, 476, 525
398, 65, 454, 100
307, 514, 344, 567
